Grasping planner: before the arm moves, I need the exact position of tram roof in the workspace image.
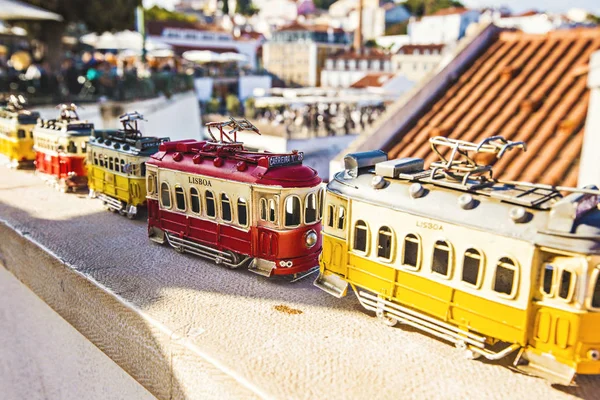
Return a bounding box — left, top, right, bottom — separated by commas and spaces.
329, 169, 600, 255
147, 140, 321, 188
88, 129, 169, 156
34, 119, 93, 137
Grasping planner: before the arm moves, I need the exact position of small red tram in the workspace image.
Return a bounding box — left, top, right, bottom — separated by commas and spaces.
33, 104, 93, 192
146, 118, 323, 278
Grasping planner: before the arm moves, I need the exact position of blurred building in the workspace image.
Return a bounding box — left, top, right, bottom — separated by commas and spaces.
328, 0, 410, 40
332, 26, 600, 186
147, 21, 261, 68
321, 49, 393, 88
490, 10, 573, 34
408, 7, 480, 44
392, 43, 447, 81
262, 22, 349, 87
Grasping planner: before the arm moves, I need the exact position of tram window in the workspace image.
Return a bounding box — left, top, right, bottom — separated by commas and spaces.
120, 160, 125, 173
93, 152, 98, 165
432, 240, 452, 277
99, 155, 105, 167
81, 141, 86, 153
305, 193, 317, 224
190, 187, 201, 214
221, 193, 232, 222
141, 163, 146, 176
541, 264, 555, 296
337, 206, 346, 230
17, 129, 25, 138
260, 198, 267, 220
67, 141, 77, 154
353, 220, 368, 253
109, 157, 114, 171
29, 130, 34, 139
377, 226, 393, 260
175, 186, 186, 211
285, 196, 301, 227
268, 199, 277, 223
238, 198, 248, 226
205, 191, 216, 218
402, 234, 420, 269
327, 205, 335, 228
493, 257, 518, 297
114, 158, 120, 171
317, 188, 324, 220
147, 174, 155, 194
160, 182, 171, 208
592, 270, 600, 308
462, 248, 482, 286
558, 270, 574, 300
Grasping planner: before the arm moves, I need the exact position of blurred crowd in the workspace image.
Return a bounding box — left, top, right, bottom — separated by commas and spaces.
254, 103, 386, 137
0, 49, 193, 103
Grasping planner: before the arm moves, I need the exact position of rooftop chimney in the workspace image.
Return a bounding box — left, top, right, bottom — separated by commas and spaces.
578, 51, 600, 187
354, 0, 363, 54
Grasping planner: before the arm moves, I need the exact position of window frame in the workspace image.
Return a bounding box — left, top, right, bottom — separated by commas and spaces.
336, 205, 346, 231
376, 225, 394, 262
401, 233, 422, 270
558, 269, 576, 302
220, 193, 233, 222
260, 198, 268, 221
586, 266, 600, 311
431, 239, 453, 279
541, 263, 556, 297
189, 186, 201, 215
304, 192, 318, 225
284, 195, 302, 228
352, 220, 370, 255
268, 198, 277, 224
461, 248, 485, 288
160, 182, 172, 209
237, 197, 248, 227
147, 173, 155, 195
174, 185, 186, 211
492, 257, 520, 299
327, 204, 336, 228
205, 190, 216, 218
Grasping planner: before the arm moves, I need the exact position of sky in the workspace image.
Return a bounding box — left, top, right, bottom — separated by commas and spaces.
143, 0, 600, 15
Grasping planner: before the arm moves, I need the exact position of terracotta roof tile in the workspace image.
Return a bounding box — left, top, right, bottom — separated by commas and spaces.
385, 28, 600, 187
350, 73, 396, 88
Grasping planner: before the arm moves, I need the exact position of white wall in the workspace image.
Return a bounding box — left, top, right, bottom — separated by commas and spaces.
239, 76, 273, 100
194, 77, 214, 101
37, 91, 202, 142
578, 50, 600, 187
0, 268, 155, 400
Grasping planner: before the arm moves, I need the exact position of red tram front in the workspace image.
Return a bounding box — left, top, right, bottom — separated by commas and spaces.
146, 119, 323, 278
33, 104, 92, 192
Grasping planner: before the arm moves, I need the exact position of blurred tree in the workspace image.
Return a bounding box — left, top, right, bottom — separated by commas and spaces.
206, 97, 221, 114
588, 14, 600, 24
226, 94, 241, 115
244, 97, 256, 118
222, 0, 230, 15
235, 0, 252, 15
313, 0, 337, 10
21, 0, 142, 32
145, 6, 197, 22
403, 0, 464, 17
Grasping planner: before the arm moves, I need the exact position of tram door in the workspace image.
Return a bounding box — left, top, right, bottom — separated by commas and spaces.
253, 191, 280, 258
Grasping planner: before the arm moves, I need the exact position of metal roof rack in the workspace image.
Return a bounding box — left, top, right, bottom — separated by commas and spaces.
429, 136, 527, 186
206, 117, 260, 144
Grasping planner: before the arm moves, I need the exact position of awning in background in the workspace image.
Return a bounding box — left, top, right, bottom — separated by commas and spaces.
0, 0, 63, 21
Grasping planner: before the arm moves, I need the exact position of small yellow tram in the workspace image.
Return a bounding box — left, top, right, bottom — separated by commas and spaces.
315, 136, 600, 385
87, 112, 168, 218
0, 95, 40, 167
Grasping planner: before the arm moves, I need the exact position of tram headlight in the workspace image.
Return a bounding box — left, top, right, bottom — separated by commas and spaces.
305, 230, 318, 248
588, 349, 600, 360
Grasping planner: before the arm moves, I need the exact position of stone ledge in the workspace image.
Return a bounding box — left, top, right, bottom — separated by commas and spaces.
1, 167, 600, 400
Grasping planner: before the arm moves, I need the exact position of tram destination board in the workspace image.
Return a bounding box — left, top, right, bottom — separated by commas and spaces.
268, 152, 304, 167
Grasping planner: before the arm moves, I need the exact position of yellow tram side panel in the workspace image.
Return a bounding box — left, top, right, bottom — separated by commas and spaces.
0, 122, 36, 163
88, 164, 147, 207
320, 195, 535, 345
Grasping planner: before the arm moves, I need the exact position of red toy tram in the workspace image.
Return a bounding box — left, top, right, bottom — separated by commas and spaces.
33, 104, 93, 192
146, 118, 323, 279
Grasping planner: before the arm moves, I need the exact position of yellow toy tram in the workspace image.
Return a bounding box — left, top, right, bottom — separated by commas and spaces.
315, 136, 600, 385
0, 95, 40, 167
87, 112, 169, 219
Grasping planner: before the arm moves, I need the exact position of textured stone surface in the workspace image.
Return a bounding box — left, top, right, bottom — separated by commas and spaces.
1, 166, 599, 399
0, 267, 156, 400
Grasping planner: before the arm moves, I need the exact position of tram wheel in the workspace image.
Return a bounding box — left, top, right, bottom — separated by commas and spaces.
376, 311, 398, 327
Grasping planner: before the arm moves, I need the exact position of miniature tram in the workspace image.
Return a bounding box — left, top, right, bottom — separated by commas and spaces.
0, 95, 40, 167
315, 136, 600, 385
33, 103, 93, 192
146, 118, 323, 278
87, 112, 169, 219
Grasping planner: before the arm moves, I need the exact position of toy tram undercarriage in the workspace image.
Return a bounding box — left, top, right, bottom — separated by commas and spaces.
89, 190, 139, 219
